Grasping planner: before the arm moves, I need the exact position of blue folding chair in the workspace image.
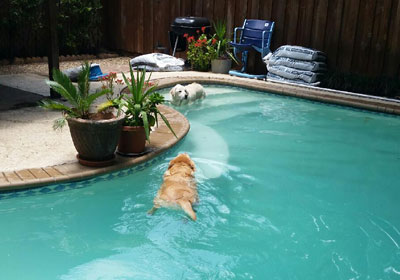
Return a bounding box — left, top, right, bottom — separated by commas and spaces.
229, 19, 274, 79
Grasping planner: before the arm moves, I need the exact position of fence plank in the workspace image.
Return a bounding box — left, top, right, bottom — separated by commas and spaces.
153, 0, 169, 51
271, 0, 287, 49
235, 0, 248, 28
193, 0, 203, 16
296, 0, 314, 47
383, 0, 400, 76
226, 0, 236, 39
203, 0, 214, 20
249, 0, 260, 19
337, 0, 360, 72
136, 0, 144, 53
284, 0, 300, 45
120, 0, 130, 52
143, 0, 154, 53
181, 0, 192, 16
213, 0, 227, 22
310, 0, 328, 51
351, 0, 376, 75
324, 0, 344, 69
259, 0, 273, 20
368, 0, 393, 75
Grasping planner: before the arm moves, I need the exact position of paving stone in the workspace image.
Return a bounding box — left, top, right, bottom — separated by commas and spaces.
16, 170, 35, 180
29, 168, 51, 179
3, 172, 22, 183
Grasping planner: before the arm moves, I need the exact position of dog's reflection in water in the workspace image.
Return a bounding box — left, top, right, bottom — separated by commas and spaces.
148, 153, 198, 220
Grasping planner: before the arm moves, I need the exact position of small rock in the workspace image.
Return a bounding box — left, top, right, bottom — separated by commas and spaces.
14, 57, 24, 64
0, 59, 10, 65
106, 53, 118, 58
32, 57, 42, 63
97, 53, 108, 59
25, 57, 34, 64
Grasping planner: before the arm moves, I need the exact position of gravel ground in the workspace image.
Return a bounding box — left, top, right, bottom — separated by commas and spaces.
0, 56, 132, 76
0, 56, 133, 172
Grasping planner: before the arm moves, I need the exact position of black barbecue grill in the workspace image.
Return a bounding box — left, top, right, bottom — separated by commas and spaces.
169, 17, 211, 56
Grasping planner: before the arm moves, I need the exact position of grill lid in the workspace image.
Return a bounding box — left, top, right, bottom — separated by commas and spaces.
171, 17, 211, 35
172, 17, 210, 28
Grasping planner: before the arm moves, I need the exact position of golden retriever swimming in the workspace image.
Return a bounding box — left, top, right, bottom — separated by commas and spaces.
148, 153, 198, 220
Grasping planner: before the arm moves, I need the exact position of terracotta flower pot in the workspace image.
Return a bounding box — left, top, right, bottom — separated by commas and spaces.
67, 114, 124, 165
117, 126, 147, 155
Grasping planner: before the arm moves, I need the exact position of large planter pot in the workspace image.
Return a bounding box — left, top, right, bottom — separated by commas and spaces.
67, 114, 124, 166
117, 126, 147, 156
211, 58, 232, 74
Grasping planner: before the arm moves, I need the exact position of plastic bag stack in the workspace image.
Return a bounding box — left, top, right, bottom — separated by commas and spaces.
265, 45, 327, 86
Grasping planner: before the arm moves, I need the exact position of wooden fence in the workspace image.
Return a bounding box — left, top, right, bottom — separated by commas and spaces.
103, 0, 400, 78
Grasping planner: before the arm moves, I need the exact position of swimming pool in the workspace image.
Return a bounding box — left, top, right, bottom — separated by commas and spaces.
1, 85, 400, 279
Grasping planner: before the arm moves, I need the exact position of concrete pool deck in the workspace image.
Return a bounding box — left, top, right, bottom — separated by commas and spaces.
1, 71, 400, 191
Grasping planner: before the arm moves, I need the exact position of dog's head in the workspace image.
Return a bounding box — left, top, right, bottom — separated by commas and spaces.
170, 84, 189, 105
168, 153, 196, 172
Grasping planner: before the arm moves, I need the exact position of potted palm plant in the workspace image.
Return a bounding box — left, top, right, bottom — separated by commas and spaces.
210, 21, 237, 74
39, 61, 124, 166
101, 65, 176, 155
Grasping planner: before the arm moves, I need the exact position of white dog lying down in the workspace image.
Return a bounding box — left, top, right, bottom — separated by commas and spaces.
148, 153, 198, 220
169, 83, 206, 106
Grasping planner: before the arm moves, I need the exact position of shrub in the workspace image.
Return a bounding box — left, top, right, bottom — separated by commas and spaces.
0, 0, 103, 59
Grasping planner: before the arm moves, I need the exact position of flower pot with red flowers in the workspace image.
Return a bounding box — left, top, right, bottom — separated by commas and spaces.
185, 26, 214, 72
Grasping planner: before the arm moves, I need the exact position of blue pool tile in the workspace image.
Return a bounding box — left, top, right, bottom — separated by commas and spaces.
54, 185, 66, 191
39, 188, 51, 193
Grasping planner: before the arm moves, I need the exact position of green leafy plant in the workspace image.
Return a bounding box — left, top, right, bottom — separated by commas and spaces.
101, 65, 176, 142
209, 20, 237, 63
39, 61, 111, 130
0, 0, 103, 59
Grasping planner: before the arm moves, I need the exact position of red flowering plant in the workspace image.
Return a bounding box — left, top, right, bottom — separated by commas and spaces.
100, 72, 125, 100
185, 26, 214, 71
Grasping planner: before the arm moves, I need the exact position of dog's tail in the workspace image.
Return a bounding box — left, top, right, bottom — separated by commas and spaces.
178, 200, 197, 221
147, 206, 158, 215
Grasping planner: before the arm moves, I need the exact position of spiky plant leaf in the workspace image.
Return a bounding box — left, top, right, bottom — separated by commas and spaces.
51, 69, 78, 105
86, 88, 111, 108
39, 99, 76, 116
45, 80, 78, 106
97, 100, 114, 112
158, 110, 177, 138
52, 117, 67, 130
121, 72, 133, 95
77, 61, 90, 99
141, 110, 150, 142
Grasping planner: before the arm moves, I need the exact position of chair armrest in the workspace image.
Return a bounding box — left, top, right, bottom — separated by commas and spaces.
233, 27, 244, 43
261, 30, 267, 49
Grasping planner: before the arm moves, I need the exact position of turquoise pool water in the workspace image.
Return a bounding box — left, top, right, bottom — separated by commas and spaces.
1, 85, 400, 279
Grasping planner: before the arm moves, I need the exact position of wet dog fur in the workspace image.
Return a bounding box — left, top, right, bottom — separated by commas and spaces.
148, 153, 198, 220
169, 83, 206, 106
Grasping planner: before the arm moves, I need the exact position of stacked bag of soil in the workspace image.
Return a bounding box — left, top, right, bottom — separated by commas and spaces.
265, 45, 327, 86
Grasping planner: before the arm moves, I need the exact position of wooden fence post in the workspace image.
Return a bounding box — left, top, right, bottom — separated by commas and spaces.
46, 0, 60, 99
